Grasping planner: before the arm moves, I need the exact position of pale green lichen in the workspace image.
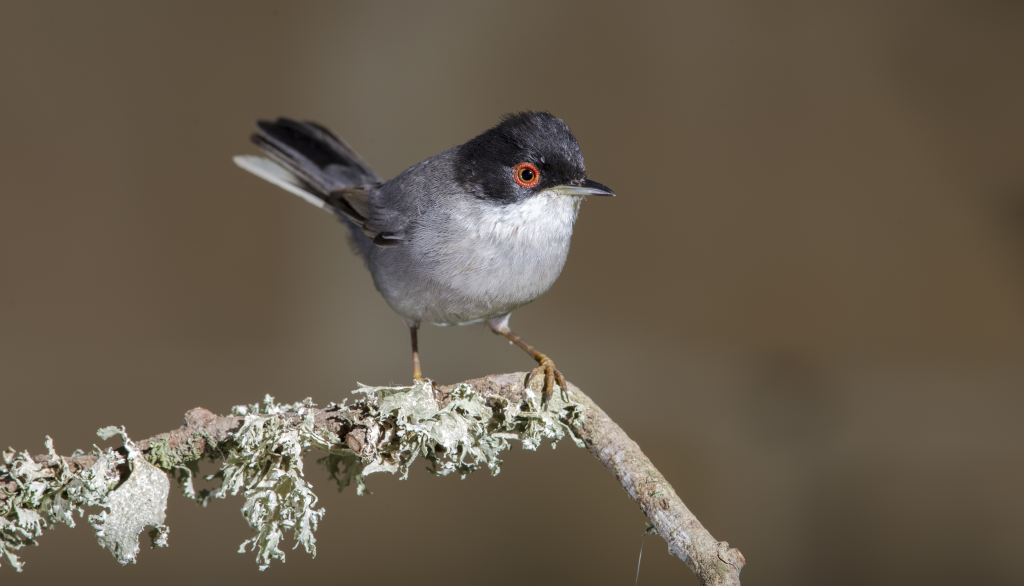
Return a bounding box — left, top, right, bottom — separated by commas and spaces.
1, 380, 584, 572
1, 437, 72, 572
199, 396, 336, 570
0, 428, 168, 571
88, 427, 170, 565
320, 380, 584, 493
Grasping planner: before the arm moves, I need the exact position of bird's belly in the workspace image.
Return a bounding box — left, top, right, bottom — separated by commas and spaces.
373, 239, 569, 326
370, 196, 578, 325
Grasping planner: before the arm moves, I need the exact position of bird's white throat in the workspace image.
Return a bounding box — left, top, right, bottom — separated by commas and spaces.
471, 190, 581, 246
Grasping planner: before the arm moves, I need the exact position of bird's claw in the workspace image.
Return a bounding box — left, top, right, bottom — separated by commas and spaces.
414, 374, 440, 390
414, 374, 443, 403
523, 356, 567, 405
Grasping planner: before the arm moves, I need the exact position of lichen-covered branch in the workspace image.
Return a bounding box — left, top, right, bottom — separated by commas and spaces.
0, 373, 744, 585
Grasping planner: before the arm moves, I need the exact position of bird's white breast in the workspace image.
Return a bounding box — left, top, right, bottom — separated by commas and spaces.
398, 191, 581, 325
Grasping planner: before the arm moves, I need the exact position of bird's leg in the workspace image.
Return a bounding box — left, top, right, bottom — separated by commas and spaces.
408, 320, 442, 401
487, 314, 567, 404
407, 319, 424, 381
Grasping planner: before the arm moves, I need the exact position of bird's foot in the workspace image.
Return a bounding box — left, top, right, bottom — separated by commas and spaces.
523, 355, 568, 405
414, 374, 443, 402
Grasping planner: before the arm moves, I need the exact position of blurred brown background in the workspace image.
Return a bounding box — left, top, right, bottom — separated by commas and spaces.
2, 1, 1022, 584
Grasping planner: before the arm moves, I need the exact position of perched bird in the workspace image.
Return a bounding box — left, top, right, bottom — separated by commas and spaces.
234, 111, 614, 399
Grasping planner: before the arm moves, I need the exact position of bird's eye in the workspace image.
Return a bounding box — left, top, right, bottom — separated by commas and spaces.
512, 162, 541, 188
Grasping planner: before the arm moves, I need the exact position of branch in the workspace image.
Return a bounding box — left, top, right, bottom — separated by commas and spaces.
1, 373, 744, 584
453, 374, 745, 585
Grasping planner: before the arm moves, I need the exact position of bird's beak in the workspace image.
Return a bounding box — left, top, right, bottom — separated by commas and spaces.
549, 179, 616, 197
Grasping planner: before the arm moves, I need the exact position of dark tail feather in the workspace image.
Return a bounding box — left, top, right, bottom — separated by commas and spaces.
252, 118, 382, 196
235, 118, 380, 259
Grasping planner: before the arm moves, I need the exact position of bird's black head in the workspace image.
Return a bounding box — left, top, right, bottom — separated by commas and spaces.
455, 112, 607, 204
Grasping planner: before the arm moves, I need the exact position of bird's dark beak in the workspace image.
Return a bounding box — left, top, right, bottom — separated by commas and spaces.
582, 179, 615, 196
552, 179, 616, 197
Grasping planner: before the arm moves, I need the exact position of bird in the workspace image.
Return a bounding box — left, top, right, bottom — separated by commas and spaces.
233, 111, 614, 400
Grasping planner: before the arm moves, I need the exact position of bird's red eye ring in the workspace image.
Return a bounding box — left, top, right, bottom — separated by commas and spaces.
512, 162, 541, 188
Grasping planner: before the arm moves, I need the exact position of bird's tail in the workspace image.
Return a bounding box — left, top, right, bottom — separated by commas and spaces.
234, 118, 381, 254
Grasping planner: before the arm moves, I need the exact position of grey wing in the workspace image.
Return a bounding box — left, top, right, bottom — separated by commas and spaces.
326, 185, 407, 248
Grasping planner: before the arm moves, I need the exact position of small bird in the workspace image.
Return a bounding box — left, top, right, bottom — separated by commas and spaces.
234, 112, 614, 399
